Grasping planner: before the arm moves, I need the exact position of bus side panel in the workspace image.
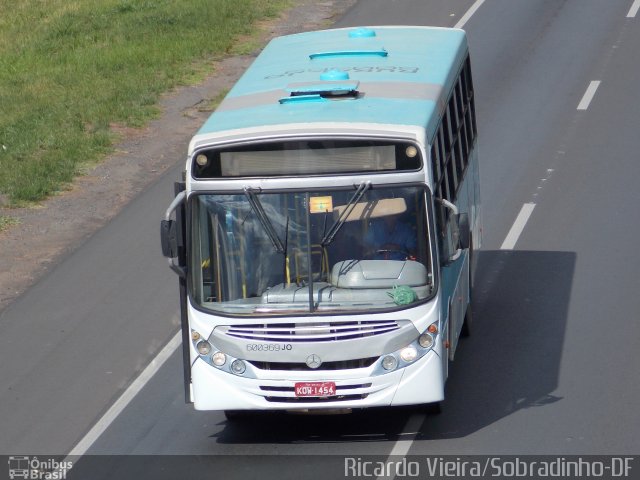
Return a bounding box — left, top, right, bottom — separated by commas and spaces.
441, 251, 470, 361
469, 146, 482, 277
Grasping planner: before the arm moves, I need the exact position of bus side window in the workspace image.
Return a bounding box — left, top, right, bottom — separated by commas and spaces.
441, 110, 454, 194
455, 79, 469, 174
464, 55, 478, 138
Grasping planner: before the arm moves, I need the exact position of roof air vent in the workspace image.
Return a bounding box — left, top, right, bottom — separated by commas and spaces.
309, 49, 388, 60
349, 28, 377, 38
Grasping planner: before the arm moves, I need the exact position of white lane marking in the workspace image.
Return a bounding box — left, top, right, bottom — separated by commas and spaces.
454, 0, 486, 29
67, 329, 182, 456
500, 203, 536, 250
627, 0, 640, 17
577, 81, 601, 110
376, 414, 424, 480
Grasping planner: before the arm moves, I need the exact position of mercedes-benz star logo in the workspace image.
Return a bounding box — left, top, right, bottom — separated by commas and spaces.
306, 354, 322, 369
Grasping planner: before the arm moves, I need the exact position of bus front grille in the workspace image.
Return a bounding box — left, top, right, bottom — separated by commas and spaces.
220, 320, 400, 343
248, 357, 378, 371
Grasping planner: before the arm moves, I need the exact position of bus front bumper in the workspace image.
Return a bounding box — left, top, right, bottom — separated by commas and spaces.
190, 349, 444, 411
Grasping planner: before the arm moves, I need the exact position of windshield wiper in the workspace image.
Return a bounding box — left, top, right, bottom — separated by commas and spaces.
243, 187, 285, 253
320, 181, 371, 246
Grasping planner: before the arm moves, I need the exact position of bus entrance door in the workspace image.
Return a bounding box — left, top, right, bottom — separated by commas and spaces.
448, 253, 470, 361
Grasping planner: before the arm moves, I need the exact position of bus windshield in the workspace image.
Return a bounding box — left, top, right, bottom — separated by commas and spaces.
190, 185, 434, 315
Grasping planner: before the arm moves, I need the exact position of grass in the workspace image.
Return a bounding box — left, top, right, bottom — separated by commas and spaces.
0, 0, 289, 204
0, 215, 19, 233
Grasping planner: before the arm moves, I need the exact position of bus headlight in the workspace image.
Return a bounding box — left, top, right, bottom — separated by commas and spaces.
212, 351, 226, 366
375, 322, 440, 375
400, 346, 418, 363
382, 355, 398, 371
230, 359, 246, 375
418, 323, 438, 349
191, 332, 256, 378
196, 341, 212, 355
418, 333, 434, 349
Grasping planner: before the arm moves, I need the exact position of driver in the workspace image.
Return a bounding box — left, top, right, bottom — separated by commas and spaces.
364, 214, 416, 260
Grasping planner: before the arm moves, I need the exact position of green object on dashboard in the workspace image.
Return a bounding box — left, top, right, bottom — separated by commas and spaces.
387, 285, 417, 305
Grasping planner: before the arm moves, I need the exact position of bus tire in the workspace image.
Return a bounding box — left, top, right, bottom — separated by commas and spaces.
424, 401, 442, 415
224, 410, 251, 422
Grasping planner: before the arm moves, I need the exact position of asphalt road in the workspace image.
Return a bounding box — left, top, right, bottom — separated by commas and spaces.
1, 0, 639, 478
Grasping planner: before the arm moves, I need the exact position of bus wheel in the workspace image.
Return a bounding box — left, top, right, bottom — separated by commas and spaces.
224, 410, 251, 422
424, 401, 442, 415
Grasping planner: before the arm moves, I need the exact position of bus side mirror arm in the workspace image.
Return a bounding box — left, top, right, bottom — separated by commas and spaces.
161, 191, 187, 277
438, 198, 470, 263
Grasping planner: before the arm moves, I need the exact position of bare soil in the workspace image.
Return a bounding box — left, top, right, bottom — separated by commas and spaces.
0, 0, 355, 312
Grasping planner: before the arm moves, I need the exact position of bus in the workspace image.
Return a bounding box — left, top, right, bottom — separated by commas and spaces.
161, 26, 481, 416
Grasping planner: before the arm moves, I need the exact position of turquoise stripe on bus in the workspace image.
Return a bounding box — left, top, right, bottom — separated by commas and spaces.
198, 97, 439, 135
215, 82, 444, 112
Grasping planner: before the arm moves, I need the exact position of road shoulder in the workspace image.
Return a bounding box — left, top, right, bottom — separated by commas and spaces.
0, 0, 355, 312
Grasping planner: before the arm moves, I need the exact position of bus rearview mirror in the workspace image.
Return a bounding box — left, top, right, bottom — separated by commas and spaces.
160, 219, 177, 258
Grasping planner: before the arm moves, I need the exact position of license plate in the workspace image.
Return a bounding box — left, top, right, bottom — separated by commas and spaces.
294, 382, 336, 397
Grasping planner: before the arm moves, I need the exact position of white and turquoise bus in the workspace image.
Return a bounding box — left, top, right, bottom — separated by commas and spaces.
161, 26, 481, 416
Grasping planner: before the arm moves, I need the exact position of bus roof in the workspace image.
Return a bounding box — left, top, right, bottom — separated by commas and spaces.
195, 26, 468, 144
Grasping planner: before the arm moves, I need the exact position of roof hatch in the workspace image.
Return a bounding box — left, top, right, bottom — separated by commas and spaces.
279, 71, 359, 104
